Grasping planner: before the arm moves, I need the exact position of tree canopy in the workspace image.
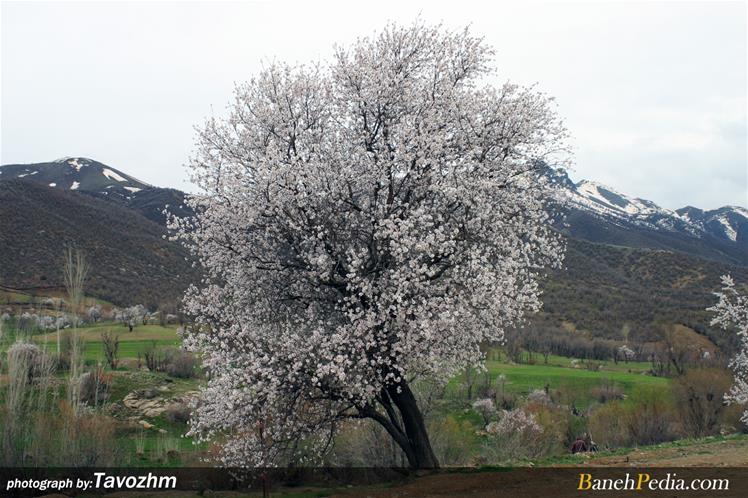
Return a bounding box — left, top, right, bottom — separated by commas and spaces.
171, 21, 567, 468
710, 275, 748, 426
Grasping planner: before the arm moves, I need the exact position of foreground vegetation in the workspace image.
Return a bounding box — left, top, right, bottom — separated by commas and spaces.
2, 306, 744, 469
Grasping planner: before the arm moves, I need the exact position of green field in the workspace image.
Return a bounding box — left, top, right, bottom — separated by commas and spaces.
1, 318, 677, 467
445, 349, 669, 409
37, 323, 180, 343
33, 323, 181, 362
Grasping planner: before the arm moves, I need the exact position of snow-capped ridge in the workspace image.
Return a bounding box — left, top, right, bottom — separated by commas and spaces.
550, 168, 747, 247
0, 158, 151, 201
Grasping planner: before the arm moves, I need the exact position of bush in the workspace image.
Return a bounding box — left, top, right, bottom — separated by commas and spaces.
7, 341, 55, 380
164, 402, 191, 424
482, 408, 554, 462
588, 387, 678, 449
328, 419, 407, 467
626, 388, 678, 445
101, 332, 119, 370
674, 368, 733, 438
142, 345, 199, 378
527, 388, 552, 406
429, 416, 474, 466
1, 401, 119, 466
526, 402, 574, 452
77, 367, 112, 406
588, 402, 630, 449
58, 333, 85, 372
591, 380, 625, 404
472, 398, 497, 425
166, 350, 199, 378
495, 391, 517, 410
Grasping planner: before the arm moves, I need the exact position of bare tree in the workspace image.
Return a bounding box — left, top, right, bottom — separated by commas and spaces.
63, 247, 89, 324
101, 332, 120, 370
463, 367, 479, 400
63, 247, 89, 411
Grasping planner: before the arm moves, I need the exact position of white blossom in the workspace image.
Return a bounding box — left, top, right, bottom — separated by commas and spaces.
527, 388, 551, 405
472, 398, 497, 424
618, 344, 635, 362
485, 409, 541, 436
170, 21, 567, 468
709, 275, 748, 426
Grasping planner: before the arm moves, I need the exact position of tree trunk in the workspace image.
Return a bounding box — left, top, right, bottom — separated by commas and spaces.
365, 379, 439, 470
388, 381, 439, 469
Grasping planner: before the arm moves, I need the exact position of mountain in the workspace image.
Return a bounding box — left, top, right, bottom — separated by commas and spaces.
0, 157, 191, 225
0, 178, 196, 307
540, 237, 748, 350
1, 157, 746, 344
547, 167, 748, 265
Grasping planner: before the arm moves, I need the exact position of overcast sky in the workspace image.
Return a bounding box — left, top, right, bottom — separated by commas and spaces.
1, 0, 746, 209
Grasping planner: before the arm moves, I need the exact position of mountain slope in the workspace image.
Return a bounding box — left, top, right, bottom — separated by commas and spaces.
0, 179, 196, 307
0, 157, 150, 200
546, 168, 748, 265
540, 237, 748, 350
1, 158, 746, 345
0, 157, 191, 225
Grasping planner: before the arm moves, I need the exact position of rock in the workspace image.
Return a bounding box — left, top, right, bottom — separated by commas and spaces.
123, 390, 169, 417
158, 429, 167, 434
138, 420, 154, 430
143, 407, 165, 417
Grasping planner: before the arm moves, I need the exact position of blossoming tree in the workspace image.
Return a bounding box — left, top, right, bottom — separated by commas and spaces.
172, 22, 566, 469
709, 275, 748, 426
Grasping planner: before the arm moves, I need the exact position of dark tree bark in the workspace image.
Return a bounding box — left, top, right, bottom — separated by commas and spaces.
364, 380, 439, 469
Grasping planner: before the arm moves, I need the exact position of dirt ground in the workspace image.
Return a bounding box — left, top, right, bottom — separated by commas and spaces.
32, 437, 748, 498
578, 436, 748, 467
327, 437, 748, 497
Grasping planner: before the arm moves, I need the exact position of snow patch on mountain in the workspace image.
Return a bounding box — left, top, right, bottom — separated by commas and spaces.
68, 158, 86, 171
102, 168, 127, 182
553, 168, 747, 245
717, 215, 737, 241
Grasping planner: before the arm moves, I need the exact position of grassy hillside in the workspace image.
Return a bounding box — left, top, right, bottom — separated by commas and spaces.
540, 237, 748, 347
0, 179, 198, 307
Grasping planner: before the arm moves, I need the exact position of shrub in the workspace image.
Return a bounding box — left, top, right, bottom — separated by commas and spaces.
495, 391, 517, 410
7, 341, 55, 381
588, 387, 678, 449
142, 345, 199, 378
58, 332, 85, 372
166, 350, 199, 378
483, 409, 552, 462
164, 402, 191, 424
588, 402, 630, 449
591, 380, 624, 404
674, 368, 733, 438
472, 398, 497, 425
101, 332, 119, 370
1, 401, 119, 466
527, 388, 552, 406
525, 402, 574, 451
142, 342, 165, 372
626, 388, 678, 445
77, 367, 112, 406
329, 419, 407, 467
428, 416, 474, 466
